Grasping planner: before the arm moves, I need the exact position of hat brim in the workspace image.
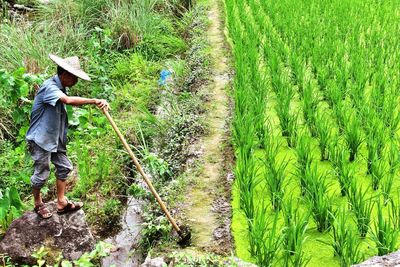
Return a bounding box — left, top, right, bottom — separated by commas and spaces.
49, 54, 91, 81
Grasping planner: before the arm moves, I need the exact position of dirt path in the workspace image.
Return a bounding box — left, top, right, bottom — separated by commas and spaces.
184, 0, 230, 250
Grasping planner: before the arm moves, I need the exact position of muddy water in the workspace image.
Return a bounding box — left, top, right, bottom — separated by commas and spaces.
101, 197, 144, 267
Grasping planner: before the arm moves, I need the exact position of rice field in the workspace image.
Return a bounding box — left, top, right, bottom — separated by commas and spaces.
225, 0, 400, 266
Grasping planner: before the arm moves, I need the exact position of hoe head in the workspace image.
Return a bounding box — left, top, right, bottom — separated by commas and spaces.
177, 225, 192, 247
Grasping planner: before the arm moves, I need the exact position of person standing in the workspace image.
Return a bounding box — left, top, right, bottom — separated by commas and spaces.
26, 54, 109, 219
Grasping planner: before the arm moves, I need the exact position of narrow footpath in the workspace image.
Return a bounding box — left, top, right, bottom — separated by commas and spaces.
184, 0, 230, 251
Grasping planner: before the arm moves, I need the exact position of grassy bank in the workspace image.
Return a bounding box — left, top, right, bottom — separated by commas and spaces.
0, 0, 201, 242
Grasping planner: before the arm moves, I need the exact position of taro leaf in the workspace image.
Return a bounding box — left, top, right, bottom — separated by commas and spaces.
0, 190, 10, 222
19, 83, 29, 97
9, 187, 23, 211
61, 261, 73, 267
9, 206, 21, 221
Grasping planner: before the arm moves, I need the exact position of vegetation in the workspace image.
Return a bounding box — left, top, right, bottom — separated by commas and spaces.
227, 0, 400, 265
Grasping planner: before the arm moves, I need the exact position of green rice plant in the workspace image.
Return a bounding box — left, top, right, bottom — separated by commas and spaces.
329, 141, 352, 196
252, 87, 268, 148
370, 157, 387, 191
382, 96, 400, 137
263, 131, 280, 169
348, 182, 374, 238
389, 193, 400, 229
315, 111, 332, 161
305, 167, 334, 232
333, 103, 346, 134
275, 86, 294, 137
302, 81, 318, 137
264, 157, 289, 211
344, 113, 363, 162
366, 118, 385, 174
282, 198, 310, 267
248, 203, 283, 267
388, 141, 400, 175
381, 172, 394, 206
286, 111, 299, 148
295, 134, 313, 195
371, 200, 399, 256
325, 82, 343, 109
331, 206, 364, 265
235, 148, 259, 222
331, 207, 347, 258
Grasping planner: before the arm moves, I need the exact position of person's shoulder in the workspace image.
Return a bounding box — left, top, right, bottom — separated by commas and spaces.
42, 76, 61, 91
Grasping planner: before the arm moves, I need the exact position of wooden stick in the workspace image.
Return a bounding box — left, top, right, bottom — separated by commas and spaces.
103, 109, 181, 233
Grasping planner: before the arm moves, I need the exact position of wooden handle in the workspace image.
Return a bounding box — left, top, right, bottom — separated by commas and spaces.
103, 109, 181, 233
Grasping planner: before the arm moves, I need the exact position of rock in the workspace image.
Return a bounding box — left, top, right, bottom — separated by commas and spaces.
0, 202, 95, 265
224, 257, 257, 267
141, 255, 167, 267
353, 251, 400, 266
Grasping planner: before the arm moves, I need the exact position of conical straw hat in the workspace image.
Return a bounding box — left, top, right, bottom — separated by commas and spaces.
49, 54, 91, 81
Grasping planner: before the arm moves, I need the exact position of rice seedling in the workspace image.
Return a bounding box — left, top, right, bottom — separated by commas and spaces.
286, 111, 299, 148
333, 103, 347, 134
331, 206, 364, 265
344, 113, 363, 162
329, 141, 353, 196
389, 193, 400, 229
304, 166, 334, 232
366, 118, 385, 174
275, 85, 295, 138
263, 132, 280, 170
235, 146, 259, 221
295, 134, 313, 195
371, 200, 399, 256
348, 182, 374, 238
388, 141, 400, 175
264, 157, 289, 211
248, 202, 283, 267
315, 111, 332, 161
331, 207, 347, 258
381, 172, 394, 206
282, 197, 310, 267
370, 157, 387, 191
302, 81, 318, 137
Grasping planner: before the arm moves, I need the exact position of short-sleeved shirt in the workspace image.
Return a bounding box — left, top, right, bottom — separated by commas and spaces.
26, 75, 68, 153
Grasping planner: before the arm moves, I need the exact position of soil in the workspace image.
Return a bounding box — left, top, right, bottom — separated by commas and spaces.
182, 0, 233, 254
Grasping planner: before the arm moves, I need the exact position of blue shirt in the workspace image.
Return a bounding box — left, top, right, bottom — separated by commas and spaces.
26, 75, 68, 152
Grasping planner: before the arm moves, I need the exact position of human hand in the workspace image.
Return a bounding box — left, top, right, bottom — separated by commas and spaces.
95, 99, 110, 111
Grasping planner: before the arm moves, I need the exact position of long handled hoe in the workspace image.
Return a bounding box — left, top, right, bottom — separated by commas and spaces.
102, 109, 191, 245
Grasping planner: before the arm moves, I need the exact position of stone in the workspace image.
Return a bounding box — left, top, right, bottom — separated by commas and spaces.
141, 255, 167, 267
0, 202, 95, 265
353, 251, 400, 266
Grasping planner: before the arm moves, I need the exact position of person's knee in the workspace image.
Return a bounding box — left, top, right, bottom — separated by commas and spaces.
55, 165, 73, 180
31, 159, 51, 188
31, 173, 49, 188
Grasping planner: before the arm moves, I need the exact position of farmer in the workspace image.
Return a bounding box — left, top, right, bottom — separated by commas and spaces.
26, 54, 109, 219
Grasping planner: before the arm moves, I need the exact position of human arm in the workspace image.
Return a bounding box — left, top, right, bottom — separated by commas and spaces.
59, 95, 109, 110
